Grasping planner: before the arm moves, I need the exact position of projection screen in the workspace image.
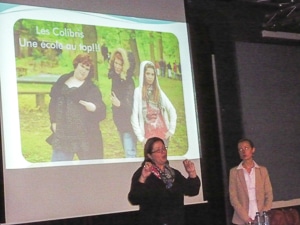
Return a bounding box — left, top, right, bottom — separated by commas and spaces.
0, 0, 204, 224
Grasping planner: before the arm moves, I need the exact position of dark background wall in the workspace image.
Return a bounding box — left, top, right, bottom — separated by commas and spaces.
235, 41, 300, 201
2, 0, 300, 224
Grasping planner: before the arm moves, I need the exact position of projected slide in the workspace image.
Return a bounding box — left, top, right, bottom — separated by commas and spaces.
0, 4, 200, 168
0, 3, 204, 224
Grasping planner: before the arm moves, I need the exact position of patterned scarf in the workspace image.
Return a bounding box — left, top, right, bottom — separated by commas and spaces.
152, 164, 175, 189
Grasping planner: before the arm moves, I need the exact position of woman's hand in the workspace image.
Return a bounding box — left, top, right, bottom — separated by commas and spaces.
51, 123, 57, 132
139, 162, 153, 183
79, 100, 96, 112
111, 91, 120, 107
183, 159, 197, 178
165, 131, 172, 140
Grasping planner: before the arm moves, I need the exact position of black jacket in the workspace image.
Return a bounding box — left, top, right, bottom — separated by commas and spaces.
109, 70, 135, 133
128, 166, 201, 225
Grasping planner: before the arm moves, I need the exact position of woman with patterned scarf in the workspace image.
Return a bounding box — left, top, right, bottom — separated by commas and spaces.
128, 137, 201, 225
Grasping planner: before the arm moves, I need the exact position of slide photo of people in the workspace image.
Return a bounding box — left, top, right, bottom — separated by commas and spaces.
2, 5, 200, 167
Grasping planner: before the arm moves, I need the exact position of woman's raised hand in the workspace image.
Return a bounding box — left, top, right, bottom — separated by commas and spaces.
183, 159, 197, 178
139, 162, 153, 183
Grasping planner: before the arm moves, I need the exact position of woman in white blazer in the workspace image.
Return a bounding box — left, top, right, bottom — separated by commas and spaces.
229, 138, 273, 225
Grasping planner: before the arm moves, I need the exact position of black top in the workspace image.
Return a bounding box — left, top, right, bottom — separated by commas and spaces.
108, 70, 135, 133
47, 72, 106, 158
128, 166, 201, 225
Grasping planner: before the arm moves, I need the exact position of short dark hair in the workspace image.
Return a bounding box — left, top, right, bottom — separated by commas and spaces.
237, 138, 254, 148
143, 137, 165, 162
72, 53, 94, 79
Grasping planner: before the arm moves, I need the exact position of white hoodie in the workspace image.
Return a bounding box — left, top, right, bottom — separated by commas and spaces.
131, 61, 177, 143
